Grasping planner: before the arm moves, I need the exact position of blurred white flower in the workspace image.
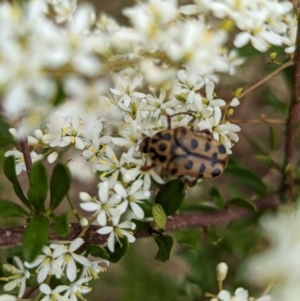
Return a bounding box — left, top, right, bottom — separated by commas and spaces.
246, 211, 300, 301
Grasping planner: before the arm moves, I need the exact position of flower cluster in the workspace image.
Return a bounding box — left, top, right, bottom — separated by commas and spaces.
2, 0, 295, 253
0, 238, 108, 301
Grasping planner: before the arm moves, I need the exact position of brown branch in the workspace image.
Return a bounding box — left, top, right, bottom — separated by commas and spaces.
20, 139, 32, 178
284, 9, 300, 209
0, 195, 278, 248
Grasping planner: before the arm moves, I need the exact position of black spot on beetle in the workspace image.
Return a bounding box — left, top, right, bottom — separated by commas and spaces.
199, 163, 206, 173
207, 137, 212, 142
205, 142, 211, 152
212, 168, 221, 177
218, 145, 226, 154
149, 147, 156, 155
159, 143, 167, 151
157, 154, 167, 163
181, 128, 187, 135
151, 137, 160, 144
191, 139, 198, 149
211, 153, 218, 167
171, 167, 178, 175
185, 160, 193, 170
162, 133, 171, 140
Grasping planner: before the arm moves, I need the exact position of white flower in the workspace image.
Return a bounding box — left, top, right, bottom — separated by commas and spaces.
2, 257, 30, 298
97, 218, 136, 252
64, 277, 92, 301
79, 182, 122, 226
4, 150, 43, 175
50, 238, 91, 282
246, 211, 300, 301
25, 246, 62, 283
110, 76, 145, 107
39, 283, 69, 301
176, 70, 204, 104
81, 260, 109, 279
114, 180, 151, 219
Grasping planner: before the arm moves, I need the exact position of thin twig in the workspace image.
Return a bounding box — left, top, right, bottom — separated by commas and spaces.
239, 60, 294, 99
284, 9, 300, 211
20, 139, 32, 178
230, 118, 285, 125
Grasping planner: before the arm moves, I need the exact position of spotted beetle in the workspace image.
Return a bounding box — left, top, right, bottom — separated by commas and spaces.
140, 113, 228, 187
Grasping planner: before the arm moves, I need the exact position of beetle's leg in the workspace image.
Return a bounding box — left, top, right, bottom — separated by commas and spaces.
140, 163, 156, 171
166, 112, 195, 129
182, 175, 199, 187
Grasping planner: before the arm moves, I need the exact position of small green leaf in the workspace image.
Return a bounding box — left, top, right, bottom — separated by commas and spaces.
229, 197, 257, 212
176, 229, 201, 249
53, 211, 70, 237
154, 235, 174, 262
152, 204, 167, 231
105, 237, 129, 263
209, 187, 226, 208
3, 156, 31, 209
86, 244, 110, 259
225, 160, 267, 196
227, 214, 261, 231
269, 125, 275, 151
0, 200, 29, 218
155, 179, 186, 216
28, 161, 48, 212
23, 216, 49, 262
131, 219, 150, 231
50, 163, 71, 211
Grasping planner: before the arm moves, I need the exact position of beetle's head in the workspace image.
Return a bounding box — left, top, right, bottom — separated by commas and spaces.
140, 136, 150, 153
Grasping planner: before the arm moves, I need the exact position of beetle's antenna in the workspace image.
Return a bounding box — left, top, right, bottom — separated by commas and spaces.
167, 112, 195, 129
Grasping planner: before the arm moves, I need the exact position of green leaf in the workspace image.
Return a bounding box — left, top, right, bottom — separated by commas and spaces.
0, 120, 14, 147
53, 211, 70, 237
53, 80, 67, 106
229, 197, 257, 212
105, 237, 129, 263
131, 219, 150, 231
154, 235, 174, 262
227, 214, 261, 231
225, 160, 268, 196
155, 179, 186, 216
86, 244, 110, 259
269, 125, 275, 151
27, 161, 48, 212
3, 156, 31, 209
0, 258, 5, 277
50, 163, 71, 211
209, 187, 226, 208
23, 216, 49, 262
263, 90, 287, 114
152, 204, 167, 231
0, 200, 29, 218
7, 246, 23, 261
176, 229, 201, 249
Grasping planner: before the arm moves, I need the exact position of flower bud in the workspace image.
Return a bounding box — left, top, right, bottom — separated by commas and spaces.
80, 217, 89, 227
216, 262, 228, 281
